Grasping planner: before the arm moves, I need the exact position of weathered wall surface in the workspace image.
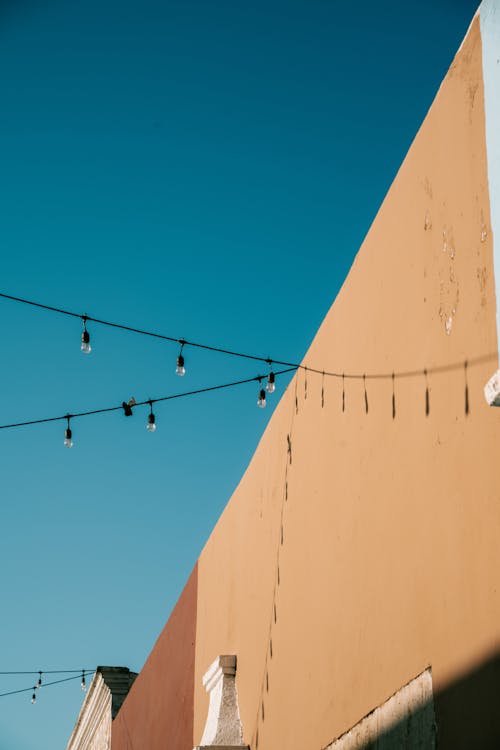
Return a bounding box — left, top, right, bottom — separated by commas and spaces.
326, 669, 436, 750
193, 11, 500, 750
109, 6, 500, 750
111, 565, 197, 750
67, 672, 112, 750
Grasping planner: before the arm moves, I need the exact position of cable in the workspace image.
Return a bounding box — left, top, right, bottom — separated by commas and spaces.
0, 368, 297, 431
0, 291, 278, 363
0, 291, 497, 381
0, 669, 93, 675
0, 671, 94, 699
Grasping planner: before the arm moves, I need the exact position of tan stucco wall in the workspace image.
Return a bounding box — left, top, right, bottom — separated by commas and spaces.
107, 13, 500, 750
193, 15, 500, 750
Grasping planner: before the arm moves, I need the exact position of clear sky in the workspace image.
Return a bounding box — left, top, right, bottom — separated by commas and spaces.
0, 1, 479, 747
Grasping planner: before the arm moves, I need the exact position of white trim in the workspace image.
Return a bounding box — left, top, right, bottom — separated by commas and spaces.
195, 655, 248, 750
325, 669, 435, 750
481, 0, 500, 400
66, 672, 111, 750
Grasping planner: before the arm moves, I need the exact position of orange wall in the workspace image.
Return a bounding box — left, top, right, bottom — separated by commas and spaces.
111, 564, 197, 750
194, 15, 500, 750
112, 13, 500, 750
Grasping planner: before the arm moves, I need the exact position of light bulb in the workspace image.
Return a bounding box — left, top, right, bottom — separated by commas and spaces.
146, 412, 156, 432
176, 353, 185, 376
37, 673, 42, 689
81, 673, 86, 692
257, 388, 267, 408
81, 329, 91, 354
266, 371, 275, 393
31, 690, 36, 704
64, 427, 73, 448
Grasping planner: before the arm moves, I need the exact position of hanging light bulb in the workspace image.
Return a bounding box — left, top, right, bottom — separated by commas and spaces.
146, 401, 156, 432
64, 416, 73, 448
37, 672, 42, 689
266, 370, 275, 394
176, 339, 186, 376
81, 671, 86, 692
31, 688, 36, 704
81, 317, 91, 355
257, 379, 267, 408
176, 353, 185, 376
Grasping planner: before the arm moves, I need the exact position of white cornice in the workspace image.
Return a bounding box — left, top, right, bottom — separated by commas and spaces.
66, 672, 111, 750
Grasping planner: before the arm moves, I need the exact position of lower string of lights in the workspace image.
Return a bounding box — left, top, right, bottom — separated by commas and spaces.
0, 367, 296, 447
0, 670, 94, 703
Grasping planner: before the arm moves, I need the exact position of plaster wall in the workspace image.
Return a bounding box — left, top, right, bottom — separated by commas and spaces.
193, 13, 500, 750
109, 7, 500, 750
110, 565, 197, 750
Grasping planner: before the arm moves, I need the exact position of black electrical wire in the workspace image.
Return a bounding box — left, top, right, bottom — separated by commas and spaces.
0, 671, 94, 698
0, 291, 497, 381
0, 368, 297, 431
0, 669, 93, 675
0, 291, 282, 364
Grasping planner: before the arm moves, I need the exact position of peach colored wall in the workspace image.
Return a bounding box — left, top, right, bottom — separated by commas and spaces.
105, 11, 500, 750
111, 564, 197, 750
193, 14, 500, 750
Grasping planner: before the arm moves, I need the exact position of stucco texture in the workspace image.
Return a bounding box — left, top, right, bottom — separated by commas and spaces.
111, 564, 197, 750
110, 11, 500, 750
193, 14, 500, 750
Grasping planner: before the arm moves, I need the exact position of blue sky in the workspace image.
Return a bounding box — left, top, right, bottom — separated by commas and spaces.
0, 1, 478, 747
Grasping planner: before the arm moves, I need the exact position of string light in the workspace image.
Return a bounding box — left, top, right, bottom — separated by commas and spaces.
0, 280, 492, 443
64, 416, 73, 448
81, 317, 91, 355
0, 669, 94, 675
266, 361, 276, 394
0, 369, 296, 437
0, 292, 496, 385
146, 401, 156, 432
257, 379, 267, 409
176, 339, 186, 376
0, 670, 95, 701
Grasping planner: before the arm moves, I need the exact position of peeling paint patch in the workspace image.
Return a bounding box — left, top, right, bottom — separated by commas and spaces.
437, 222, 459, 335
